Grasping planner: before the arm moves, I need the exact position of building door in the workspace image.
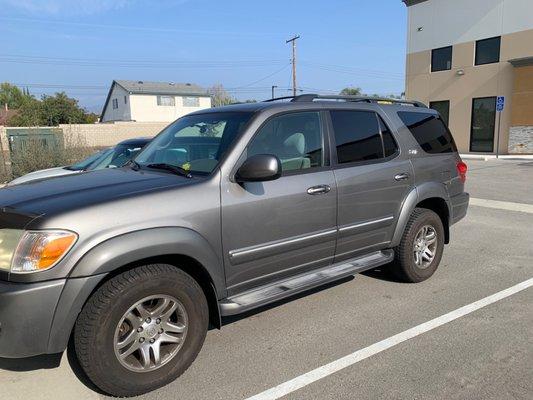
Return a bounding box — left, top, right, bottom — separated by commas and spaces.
470, 97, 496, 152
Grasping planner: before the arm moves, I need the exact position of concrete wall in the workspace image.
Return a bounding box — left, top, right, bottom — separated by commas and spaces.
509, 126, 533, 153
101, 84, 131, 122
128, 94, 211, 122
60, 122, 168, 147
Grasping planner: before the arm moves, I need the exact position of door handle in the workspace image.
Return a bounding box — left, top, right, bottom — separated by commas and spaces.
394, 173, 410, 181
307, 185, 331, 195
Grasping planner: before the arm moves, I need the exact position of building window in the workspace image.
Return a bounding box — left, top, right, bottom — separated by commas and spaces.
470, 97, 496, 152
183, 96, 200, 107
112, 98, 118, 109
475, 37, 501, 66
429, 100, 450, 126
157, 95, 175, 106
431, 46, 452, 72
124, 95, 127, 104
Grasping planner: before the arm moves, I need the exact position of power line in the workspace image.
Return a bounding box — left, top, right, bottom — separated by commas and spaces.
0, 54, 287, 69
229, 64, 291, 89
0, 16, 282, 38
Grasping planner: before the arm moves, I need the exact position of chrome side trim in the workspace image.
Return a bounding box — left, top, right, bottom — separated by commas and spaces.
338, 215, 394, 235
229, 228, 337, 265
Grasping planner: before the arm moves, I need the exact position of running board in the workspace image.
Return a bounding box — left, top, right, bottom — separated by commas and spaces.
219, 250, 394, 316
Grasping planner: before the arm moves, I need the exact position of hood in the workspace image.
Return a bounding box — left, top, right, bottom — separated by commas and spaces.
7, 166, 77, 186
0, 167, 197, 218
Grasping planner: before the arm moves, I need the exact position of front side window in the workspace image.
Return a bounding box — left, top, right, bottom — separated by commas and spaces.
475, 37, 500, 66
330, 110, 384, 163
136, 112, 253, 174
247, 112, 324, 173
398, 111, 457, 154
431, 46, 452, 72
183, 96, 200, 107
157, 95, 175, 106
470, 97, 496, 152
429, 100, 450, 126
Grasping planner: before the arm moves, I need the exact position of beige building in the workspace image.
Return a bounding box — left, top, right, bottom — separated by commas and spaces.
403, 0, 533, 154
101, 80, 212, 123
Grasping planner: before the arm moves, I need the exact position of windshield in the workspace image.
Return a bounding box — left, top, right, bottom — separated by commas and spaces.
135, 112, 253, 174
88, 143, 146, 170
67, 149, 109, 171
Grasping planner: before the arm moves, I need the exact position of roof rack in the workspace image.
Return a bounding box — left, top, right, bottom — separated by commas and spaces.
264, 93, 427, 108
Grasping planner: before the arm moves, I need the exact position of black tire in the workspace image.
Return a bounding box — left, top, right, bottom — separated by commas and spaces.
74, 264, 208, 397
392, 208, 445, 283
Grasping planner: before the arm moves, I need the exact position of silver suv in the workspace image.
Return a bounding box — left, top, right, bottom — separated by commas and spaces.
0, 94, 469, 396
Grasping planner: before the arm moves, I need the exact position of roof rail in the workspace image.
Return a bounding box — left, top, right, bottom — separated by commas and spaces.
264, 93, 427, 108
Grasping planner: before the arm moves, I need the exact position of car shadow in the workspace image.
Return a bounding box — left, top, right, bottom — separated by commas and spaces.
0, 352, 62, 372
361, 263, 403, 283
65, 337, 107, 395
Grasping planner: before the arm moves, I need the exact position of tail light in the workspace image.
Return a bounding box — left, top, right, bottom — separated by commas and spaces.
456, 161, 467, 183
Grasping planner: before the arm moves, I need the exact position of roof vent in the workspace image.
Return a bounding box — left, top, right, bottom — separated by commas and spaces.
186, 83, 191, 86
169, 82, 175, 85
137, 81, 143, 84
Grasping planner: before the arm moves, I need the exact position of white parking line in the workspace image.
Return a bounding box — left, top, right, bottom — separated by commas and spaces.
245, 278, 533, 400
470, 198, 533, 214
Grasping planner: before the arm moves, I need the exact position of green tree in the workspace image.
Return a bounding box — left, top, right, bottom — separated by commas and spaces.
7, 91, 96, 126
339, 87, 362, 96
208, 84, 235, 107
6, 96, 42, 126
0, 82, 32, 109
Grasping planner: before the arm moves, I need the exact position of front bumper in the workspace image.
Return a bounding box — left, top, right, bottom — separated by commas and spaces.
0, 279, 65, 358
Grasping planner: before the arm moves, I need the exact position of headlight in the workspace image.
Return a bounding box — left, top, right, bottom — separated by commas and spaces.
0, 229, 77, 273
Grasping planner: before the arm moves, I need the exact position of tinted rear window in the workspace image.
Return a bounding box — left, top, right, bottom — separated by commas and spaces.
397, 112, 457, 154
330, 110, 383, 163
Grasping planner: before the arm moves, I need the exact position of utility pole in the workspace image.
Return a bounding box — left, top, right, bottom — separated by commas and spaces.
271, 85, 278, 99
286, 35, 300, 97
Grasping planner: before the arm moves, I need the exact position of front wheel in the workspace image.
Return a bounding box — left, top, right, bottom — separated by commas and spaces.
74, 264, 208, 397
392, 208, 445, 283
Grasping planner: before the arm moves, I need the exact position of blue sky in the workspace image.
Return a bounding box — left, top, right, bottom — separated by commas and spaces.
0, 0, 407, 112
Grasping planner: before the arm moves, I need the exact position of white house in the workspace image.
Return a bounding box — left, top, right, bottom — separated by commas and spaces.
100, 80, 212, 123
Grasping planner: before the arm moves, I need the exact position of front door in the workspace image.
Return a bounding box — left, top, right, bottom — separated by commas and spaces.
328, 109, 414, 262
221, 111, 337, 295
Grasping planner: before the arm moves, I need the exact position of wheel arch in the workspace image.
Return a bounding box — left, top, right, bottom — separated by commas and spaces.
392, 184, 451, 247
47, 228, 225, 354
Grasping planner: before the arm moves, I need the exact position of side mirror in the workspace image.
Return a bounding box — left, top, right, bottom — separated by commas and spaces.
235, 154, 282, 183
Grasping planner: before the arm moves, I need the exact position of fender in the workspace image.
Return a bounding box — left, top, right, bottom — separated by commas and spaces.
391, 182, 451, 247
46, 227, 225, 354
69, 227, 225, 294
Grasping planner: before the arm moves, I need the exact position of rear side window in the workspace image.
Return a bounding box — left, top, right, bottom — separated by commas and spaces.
398, 111, 457, 154
330, 111, 383, 163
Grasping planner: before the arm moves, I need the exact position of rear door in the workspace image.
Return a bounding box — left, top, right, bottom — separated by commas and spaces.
328, 108, 414, 262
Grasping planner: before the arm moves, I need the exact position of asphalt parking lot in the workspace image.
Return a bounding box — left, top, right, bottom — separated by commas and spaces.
1, 158, 532, 400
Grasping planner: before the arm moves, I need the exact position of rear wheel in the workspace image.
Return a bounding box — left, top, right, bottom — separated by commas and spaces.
74, 264, 208, 397
392, 208, 445, 282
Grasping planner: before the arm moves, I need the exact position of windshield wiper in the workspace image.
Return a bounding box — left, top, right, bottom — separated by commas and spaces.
144, 163, 193, 179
